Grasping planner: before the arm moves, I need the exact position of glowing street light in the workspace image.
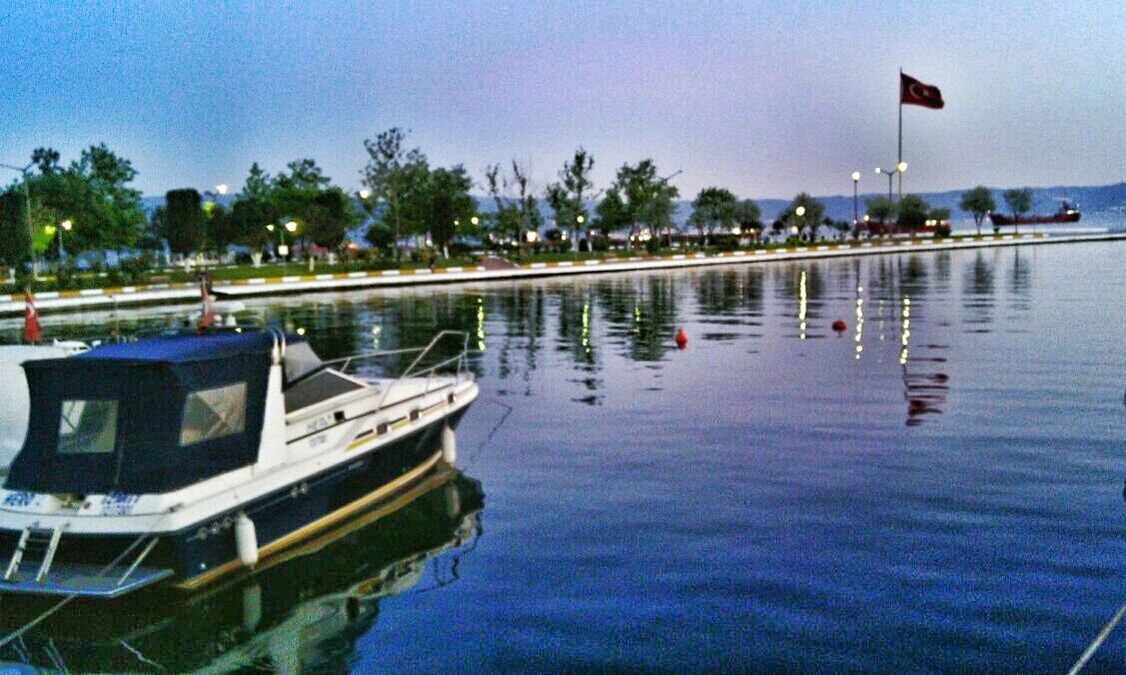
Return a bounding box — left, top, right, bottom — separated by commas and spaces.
358, 188, 372, 200
470, 216, 479, 226
216, 183, 229, 196
58, 219, 72, 260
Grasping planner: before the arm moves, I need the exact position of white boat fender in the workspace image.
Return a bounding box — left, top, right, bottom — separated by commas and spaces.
235, 512, 259, 567
441, 424, 457, 465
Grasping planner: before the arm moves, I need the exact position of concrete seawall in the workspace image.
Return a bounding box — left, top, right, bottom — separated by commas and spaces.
2, 231, 1122, 317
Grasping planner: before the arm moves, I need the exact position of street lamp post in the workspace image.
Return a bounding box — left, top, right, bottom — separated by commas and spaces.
874, 167, 895, 204
266, 220, 298, 266
851, 171, 861, 238
57, 219, 72, 262
795, 205, 806, 241
576, 214, 585, 255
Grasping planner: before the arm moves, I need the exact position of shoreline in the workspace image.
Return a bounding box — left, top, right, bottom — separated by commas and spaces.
2, 231, 1122, 317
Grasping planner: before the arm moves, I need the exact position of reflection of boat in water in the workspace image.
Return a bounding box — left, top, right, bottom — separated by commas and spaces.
0, 327, 477, 598
0, 466, 484, 673
988, 201, 1081, 227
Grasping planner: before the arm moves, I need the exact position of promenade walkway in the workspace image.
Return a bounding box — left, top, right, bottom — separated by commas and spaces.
2, 231, 1122, 317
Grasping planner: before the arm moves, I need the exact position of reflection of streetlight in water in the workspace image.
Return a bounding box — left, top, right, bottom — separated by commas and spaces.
854, 284, 864, 359
798, 270, 807, 340
896, 295, 951, 426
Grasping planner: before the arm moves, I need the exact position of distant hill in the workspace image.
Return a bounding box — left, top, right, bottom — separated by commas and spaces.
780, 181, 1126, 226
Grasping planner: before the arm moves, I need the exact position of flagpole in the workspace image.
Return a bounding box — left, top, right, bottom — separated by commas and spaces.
897, 67, 903, 203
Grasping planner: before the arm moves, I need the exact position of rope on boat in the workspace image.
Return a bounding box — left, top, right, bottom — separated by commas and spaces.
468, 397, 512, 465
120, 638, 167, 672
1068, 600, 1126, 675
0, 595, 77, 651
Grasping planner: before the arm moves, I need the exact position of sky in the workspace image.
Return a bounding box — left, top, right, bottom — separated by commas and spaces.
0, 1, 1123, 201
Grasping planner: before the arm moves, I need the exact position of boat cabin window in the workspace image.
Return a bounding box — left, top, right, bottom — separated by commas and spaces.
58, 399, 119, 455
180, 382, 247, 447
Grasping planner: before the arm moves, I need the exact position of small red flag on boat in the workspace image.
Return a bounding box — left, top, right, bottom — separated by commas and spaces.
197, 278, 214, 332
900, 72, 944, 109
24, 289, 41, 344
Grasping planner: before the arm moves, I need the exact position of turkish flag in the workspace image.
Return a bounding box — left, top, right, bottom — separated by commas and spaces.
900, 72, 944, 109
24, 289, 41, 344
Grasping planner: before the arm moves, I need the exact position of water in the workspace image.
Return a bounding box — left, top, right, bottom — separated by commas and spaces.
1, 241, 1124, 671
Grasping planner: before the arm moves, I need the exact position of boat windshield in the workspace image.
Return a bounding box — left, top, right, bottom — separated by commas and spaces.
58, 399, 119, 455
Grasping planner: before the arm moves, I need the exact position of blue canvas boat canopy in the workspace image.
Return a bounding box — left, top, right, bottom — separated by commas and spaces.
4, 331, 305, 495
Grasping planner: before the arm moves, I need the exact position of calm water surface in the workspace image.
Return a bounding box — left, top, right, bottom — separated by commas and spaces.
1, 241, 1123, 672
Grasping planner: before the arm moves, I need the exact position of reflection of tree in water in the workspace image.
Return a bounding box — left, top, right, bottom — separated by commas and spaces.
897, 254, 929, 299
962, 250, 996, 331
932, 251, 953, 293
696, 270, 745, 317
774, 264, 824, 338
1006, 249, 1032, 313
695, 268, 765, 342
296, 299, 364, 360
553, 283, 603, 405
493, 286, 545, 393
597, 275, 680, 362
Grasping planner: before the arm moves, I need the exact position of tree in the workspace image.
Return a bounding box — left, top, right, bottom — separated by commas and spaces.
1002, 188, 1032, 233
0, 191, 31, 278
425, 165, 476, 258
226, 197, 277, 250
156, 189, 205, 258
959, 186, 995, 235
361, 128, 429, 259
243, 162, 273, 201
897, 194, 930, 236
786, 192, 825, 240
303, 187, 358, 253
67, 143, 146, 262
593, 188, 629, 240
606, 159, 679, 247
31, 147, 61, 175
485, 161, 541, 252
735, 199, 763, 240
544, 148, 596, 250
689, 187, 738, 247
865, 197, 896, 235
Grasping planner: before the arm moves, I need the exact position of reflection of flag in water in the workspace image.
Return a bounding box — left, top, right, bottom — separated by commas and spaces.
900, 72, 944, 109
197, 279, 214, 331
24, 289, 41, 344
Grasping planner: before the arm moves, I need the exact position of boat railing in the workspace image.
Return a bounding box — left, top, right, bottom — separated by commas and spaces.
318, 330, 471, 408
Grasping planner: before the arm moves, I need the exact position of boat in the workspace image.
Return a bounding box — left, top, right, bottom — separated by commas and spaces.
988, 201, 1081, 227
0, 467, 484, 672
0, 327, 477, 598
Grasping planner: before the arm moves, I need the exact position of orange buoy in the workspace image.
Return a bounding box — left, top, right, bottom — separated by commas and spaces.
831, 319, 847, 332
675, 327, 688, 349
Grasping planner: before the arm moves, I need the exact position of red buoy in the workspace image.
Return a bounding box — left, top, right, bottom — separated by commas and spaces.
675, 327, 688, 349
832, 319, 847, 332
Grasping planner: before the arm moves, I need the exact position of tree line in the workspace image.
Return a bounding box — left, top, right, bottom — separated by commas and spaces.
0, 133, 1043, 285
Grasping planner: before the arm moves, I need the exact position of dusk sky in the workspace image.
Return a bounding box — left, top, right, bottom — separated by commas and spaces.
1, 1, 1123, 200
